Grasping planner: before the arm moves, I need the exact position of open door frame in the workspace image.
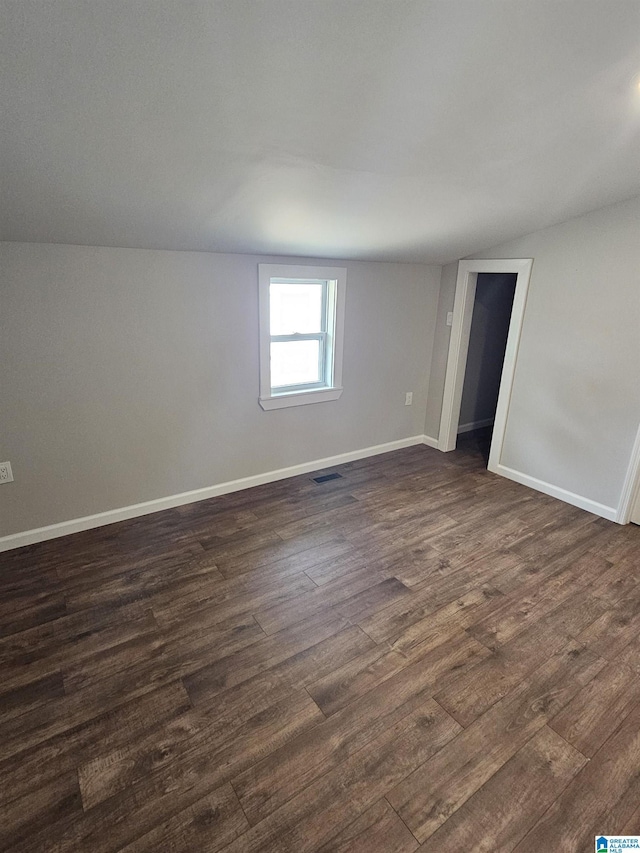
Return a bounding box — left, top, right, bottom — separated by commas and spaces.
437, 258, 533, 475
617, 422, 640, 524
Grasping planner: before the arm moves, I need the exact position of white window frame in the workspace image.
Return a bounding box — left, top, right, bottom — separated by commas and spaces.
258, 264, 346, 411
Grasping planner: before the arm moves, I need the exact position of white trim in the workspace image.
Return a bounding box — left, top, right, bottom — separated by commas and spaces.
494, 463, 618, 522
438, 266, 478, 452
487, 261, 533, 474
457, 417, 494, 435
0, 435, 427, 553
258, 264, 346, 410
422, 434, 440, 449
616, 422, 640, 524
437, 259, 533, 475
259, 386, 343, 410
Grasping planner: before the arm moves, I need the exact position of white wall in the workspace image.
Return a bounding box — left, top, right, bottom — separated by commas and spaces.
426, 195, 640, 513
0, 243, 441, 539
424, 261, 458, 440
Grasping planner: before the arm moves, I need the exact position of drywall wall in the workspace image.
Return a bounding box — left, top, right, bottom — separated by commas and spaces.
424, 261, 457, 440
458, 273, 517, 429
426, 194, 640, 512
0, 244, 441, 538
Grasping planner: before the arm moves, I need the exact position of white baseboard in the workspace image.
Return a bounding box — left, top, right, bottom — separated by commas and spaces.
457, 418, 494, 435
422, 434, 440, 449
493, 463, 618, 522
0, 434, 432, 553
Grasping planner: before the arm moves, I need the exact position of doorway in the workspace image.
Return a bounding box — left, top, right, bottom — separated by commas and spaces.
437, 258, 533, 474
456, 272, 517, 464
617, 423, 640, 524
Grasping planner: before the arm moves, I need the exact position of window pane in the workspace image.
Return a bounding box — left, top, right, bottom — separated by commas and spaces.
270, 282, 323, 335
271, 340, 321, 388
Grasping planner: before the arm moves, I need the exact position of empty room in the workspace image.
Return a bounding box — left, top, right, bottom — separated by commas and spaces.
2, 1, 640, 851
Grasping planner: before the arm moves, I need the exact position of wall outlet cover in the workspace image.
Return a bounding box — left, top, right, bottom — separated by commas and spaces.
0, 462, 14, 483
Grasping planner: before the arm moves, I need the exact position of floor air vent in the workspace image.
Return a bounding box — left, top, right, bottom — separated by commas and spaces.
312, 472, 343, 483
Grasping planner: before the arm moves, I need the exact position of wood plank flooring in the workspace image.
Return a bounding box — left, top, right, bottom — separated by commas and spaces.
1, 435, 640, 852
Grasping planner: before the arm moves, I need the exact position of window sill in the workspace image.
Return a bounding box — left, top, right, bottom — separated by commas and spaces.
259, 387, 343, 411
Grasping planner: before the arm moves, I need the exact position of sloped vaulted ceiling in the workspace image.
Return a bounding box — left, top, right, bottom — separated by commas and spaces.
1, 0, 640, 263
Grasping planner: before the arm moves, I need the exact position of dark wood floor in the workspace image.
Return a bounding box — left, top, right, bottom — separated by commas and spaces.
1, 436, 640, 852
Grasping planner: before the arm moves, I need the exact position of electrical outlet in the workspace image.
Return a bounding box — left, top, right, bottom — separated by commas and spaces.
446, 312, 454, 326
0, 461, 13, 483
405, 392, 413, 406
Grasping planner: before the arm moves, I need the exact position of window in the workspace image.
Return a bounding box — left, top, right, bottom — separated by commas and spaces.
258, 264, 346, 410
